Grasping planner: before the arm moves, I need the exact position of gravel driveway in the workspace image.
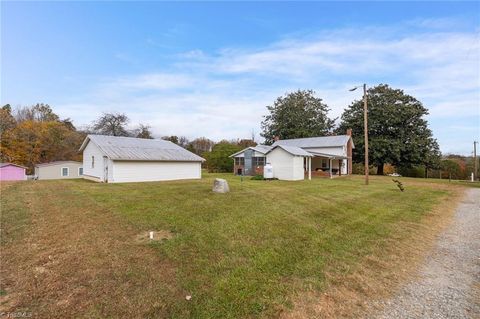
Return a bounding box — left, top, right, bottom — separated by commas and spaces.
374, 188, 480, 319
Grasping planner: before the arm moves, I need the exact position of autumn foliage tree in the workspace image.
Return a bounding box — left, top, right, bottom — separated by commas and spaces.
0, 104, 85, 173
237, 139, 257, 148
440, 159, 462, 180
0, 104, 16, 135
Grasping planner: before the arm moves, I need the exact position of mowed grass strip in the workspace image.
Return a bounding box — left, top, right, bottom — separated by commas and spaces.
1, 174, 459, 318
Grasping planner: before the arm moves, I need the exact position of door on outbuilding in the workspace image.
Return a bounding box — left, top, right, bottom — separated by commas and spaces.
103, 156, 109, 182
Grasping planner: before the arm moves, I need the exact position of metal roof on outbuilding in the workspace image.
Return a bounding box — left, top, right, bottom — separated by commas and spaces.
0, 163, 27, 169
272, 135, 354, 149
265, 145, 313, 157
229, 145, 273, 157
79, 135, 205, 162
35, 161, 82, 167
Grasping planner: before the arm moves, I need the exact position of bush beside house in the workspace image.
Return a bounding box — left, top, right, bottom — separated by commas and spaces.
204, 142, 242, 173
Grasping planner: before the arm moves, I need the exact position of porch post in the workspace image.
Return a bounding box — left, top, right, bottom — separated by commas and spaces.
329, 158, 332, 179
308, 157, 312, 180
339, 159, 342, 176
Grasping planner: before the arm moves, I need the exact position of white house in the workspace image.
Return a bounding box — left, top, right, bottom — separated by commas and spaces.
79, 135, 205, 183
264, 145, 313, 180
230, 130, 354, 181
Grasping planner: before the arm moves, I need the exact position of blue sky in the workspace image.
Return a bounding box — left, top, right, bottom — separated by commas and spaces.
2, 1, 479, 155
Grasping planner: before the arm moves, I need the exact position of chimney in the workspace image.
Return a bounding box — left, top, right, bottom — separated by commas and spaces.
346, 128, 353, 175
274, 136, 280, 142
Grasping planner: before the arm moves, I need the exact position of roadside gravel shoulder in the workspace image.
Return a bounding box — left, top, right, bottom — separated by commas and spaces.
373, 188, 480, 319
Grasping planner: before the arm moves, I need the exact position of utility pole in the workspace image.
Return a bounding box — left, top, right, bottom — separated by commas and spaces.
363, 83, 369, 185
474, 141, 478, 181
349, 84, 369, 185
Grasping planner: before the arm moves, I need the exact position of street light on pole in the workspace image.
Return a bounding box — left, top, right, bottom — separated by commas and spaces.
349, 84, 369, 185
474, 141, 478, 181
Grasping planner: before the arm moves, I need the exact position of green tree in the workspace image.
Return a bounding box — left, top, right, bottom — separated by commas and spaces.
204, 141, 242, 173
441, 159, 462, 180
423, 138, 442, 177
338, 84, 440, 175
261, 90, 335, 144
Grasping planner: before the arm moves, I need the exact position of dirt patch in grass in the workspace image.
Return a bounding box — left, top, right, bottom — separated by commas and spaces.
135, 230, 174, 243
281, 183, 465, 319
0, 182, 187, 318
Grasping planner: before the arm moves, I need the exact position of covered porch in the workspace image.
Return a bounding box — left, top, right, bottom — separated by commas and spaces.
303, 152, 348, 180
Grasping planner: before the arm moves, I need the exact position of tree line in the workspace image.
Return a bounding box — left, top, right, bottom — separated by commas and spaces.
75, 111, 255, 172
0, 104, 254, 173
0, 104, 85, 173
1, 84, 473, 178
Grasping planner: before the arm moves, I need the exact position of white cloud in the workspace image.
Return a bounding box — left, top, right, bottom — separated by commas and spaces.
103, 73, 196, 91
57, 23, 480, 152
406, 17, 467, 30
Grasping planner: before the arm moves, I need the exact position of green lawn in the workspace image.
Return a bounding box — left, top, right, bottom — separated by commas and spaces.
0, 174, 462, 318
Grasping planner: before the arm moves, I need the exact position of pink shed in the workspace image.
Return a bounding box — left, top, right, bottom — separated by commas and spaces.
0, 163, 27, 181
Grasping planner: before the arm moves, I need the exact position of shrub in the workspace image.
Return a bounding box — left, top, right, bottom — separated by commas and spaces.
392, 179, 405, 192
397, 165, 425, 178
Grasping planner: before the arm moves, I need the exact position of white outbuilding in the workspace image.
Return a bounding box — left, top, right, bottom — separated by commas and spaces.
79, 135, 205, 183
265, 145, 313, 181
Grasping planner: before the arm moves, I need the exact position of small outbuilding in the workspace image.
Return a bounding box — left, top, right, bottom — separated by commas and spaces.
79, 135, 205, 183
264, 145, 313, 181
0, 163, 27, 181
35, 161, 83, 180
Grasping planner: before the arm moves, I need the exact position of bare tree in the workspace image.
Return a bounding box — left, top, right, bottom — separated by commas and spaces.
134, 124, 153, 139
92, 112, 130, 136
15, 103, 60, 122
189, 137, 215, 155
178, 136, 190, 148
237, 139, 257, 148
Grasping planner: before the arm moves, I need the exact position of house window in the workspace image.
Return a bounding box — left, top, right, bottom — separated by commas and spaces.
235, 157, 245, 165
61, 167, 69, 177
78, 167, 83, 176
91, 156, 95, 168
253, 157, 265, 166
322, 159, 327, 168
